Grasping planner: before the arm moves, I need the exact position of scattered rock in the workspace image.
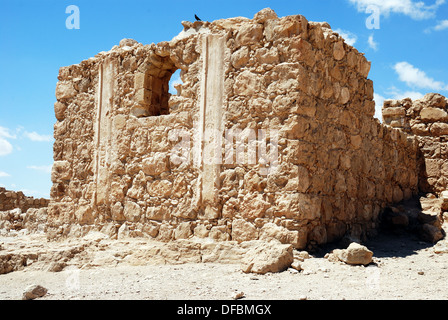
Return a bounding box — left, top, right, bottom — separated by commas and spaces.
441, 191, 448, 211
232, 291, 245, 300
290, 250, 310, 271
47, 261, 66, 273
22, 284, 47, 300
294, 251, 310, 261
290, 260, 303, 271
331, 243, 373, 266
420, 224, 444, 243
241, 241, 294, 274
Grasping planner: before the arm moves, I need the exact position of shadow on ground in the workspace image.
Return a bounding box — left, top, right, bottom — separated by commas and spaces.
313, 195, 443, 259
313, 230, 436, 259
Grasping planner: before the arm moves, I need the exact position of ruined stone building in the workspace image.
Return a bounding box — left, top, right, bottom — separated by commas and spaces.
48, 8, 448, 248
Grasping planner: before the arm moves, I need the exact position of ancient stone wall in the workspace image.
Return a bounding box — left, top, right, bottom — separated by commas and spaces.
0, 187, 49, 212
382, 93, 448, 195
48, 8, 420, 248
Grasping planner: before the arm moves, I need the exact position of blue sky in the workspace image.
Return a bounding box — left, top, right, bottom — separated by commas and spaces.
0, 0, 447, 198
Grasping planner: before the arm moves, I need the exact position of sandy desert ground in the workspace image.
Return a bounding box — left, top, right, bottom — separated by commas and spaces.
1, 229, 448, 301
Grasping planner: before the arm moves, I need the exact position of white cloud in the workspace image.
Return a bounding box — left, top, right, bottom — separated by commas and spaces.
393, 61, 448, 91
0, 126, 15, 156
434, 19, 448, 30
0, 126, 16, 139
368, 34, 378, 50
0, 139, 13, 156
374, 88, 425, 121
373, 93, 385, 120
387, 87, 425, 100
348, 0, 446, 20
0, 171, 10, 177
425, 19, 448, 33
24, 131, 53, 142
334, 29, 358, 46
27, 165, 53, 174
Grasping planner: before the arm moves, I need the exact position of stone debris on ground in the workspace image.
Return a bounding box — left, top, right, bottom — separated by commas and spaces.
240, 241, 294, 274
232, 291, 245, 300
326, 242, 373, 266
22, 284, 47, 300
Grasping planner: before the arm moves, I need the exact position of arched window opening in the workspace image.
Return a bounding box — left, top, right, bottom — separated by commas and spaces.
133, 54, 179, 117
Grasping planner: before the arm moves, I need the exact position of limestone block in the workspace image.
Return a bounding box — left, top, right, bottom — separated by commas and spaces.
134, 72, 151, 89
55, 82, 77, 100
135, 88, 151, 105
235, 22, 263, 47
174, 222, 193, 240
146, 206, 168, 221
119, 38, 138, 47
147, 180, 173, 198
420, 107, 448, 121
333, 41, 345, 61
259, 223, 306, 249
231, 46, 250, 69
253, 7, 278, 23
51, 161, 71, 183
142, 153, 168, 176
254, 47, 279, 65
75, 205, 94, 225
111, 202, 125, 222
334, 242, 373, 265
276, 193, 321, 221
54, 102, 67, 121
239, 193, 270, 220
430, 123, 448, 136
233, 70, 261, 96
425, 159, 441, 177
359, 59, 371, 78
264, 15, 307, 42
241, 241, 294, 274
209, 225, 231, 241
124, 201, 142, 222
231, 219, 258, 243
382, 107, 406, 118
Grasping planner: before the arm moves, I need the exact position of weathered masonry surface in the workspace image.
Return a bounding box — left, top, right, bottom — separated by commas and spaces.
382, 93, 448, 195
0, 188, 49, 212
48, 8, 447, 248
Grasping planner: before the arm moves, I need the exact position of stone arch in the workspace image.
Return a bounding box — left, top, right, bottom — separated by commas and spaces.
132, 52, 178, 117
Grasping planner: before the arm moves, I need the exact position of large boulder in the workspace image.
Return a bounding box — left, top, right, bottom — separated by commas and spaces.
332, 242, 373, 266
240, 240, 294, 274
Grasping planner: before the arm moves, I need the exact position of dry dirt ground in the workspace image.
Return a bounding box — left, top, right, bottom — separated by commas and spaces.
1, 229, 448, 301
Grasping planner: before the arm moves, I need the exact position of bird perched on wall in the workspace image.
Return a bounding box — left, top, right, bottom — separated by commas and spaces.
195, 14, 202, 21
